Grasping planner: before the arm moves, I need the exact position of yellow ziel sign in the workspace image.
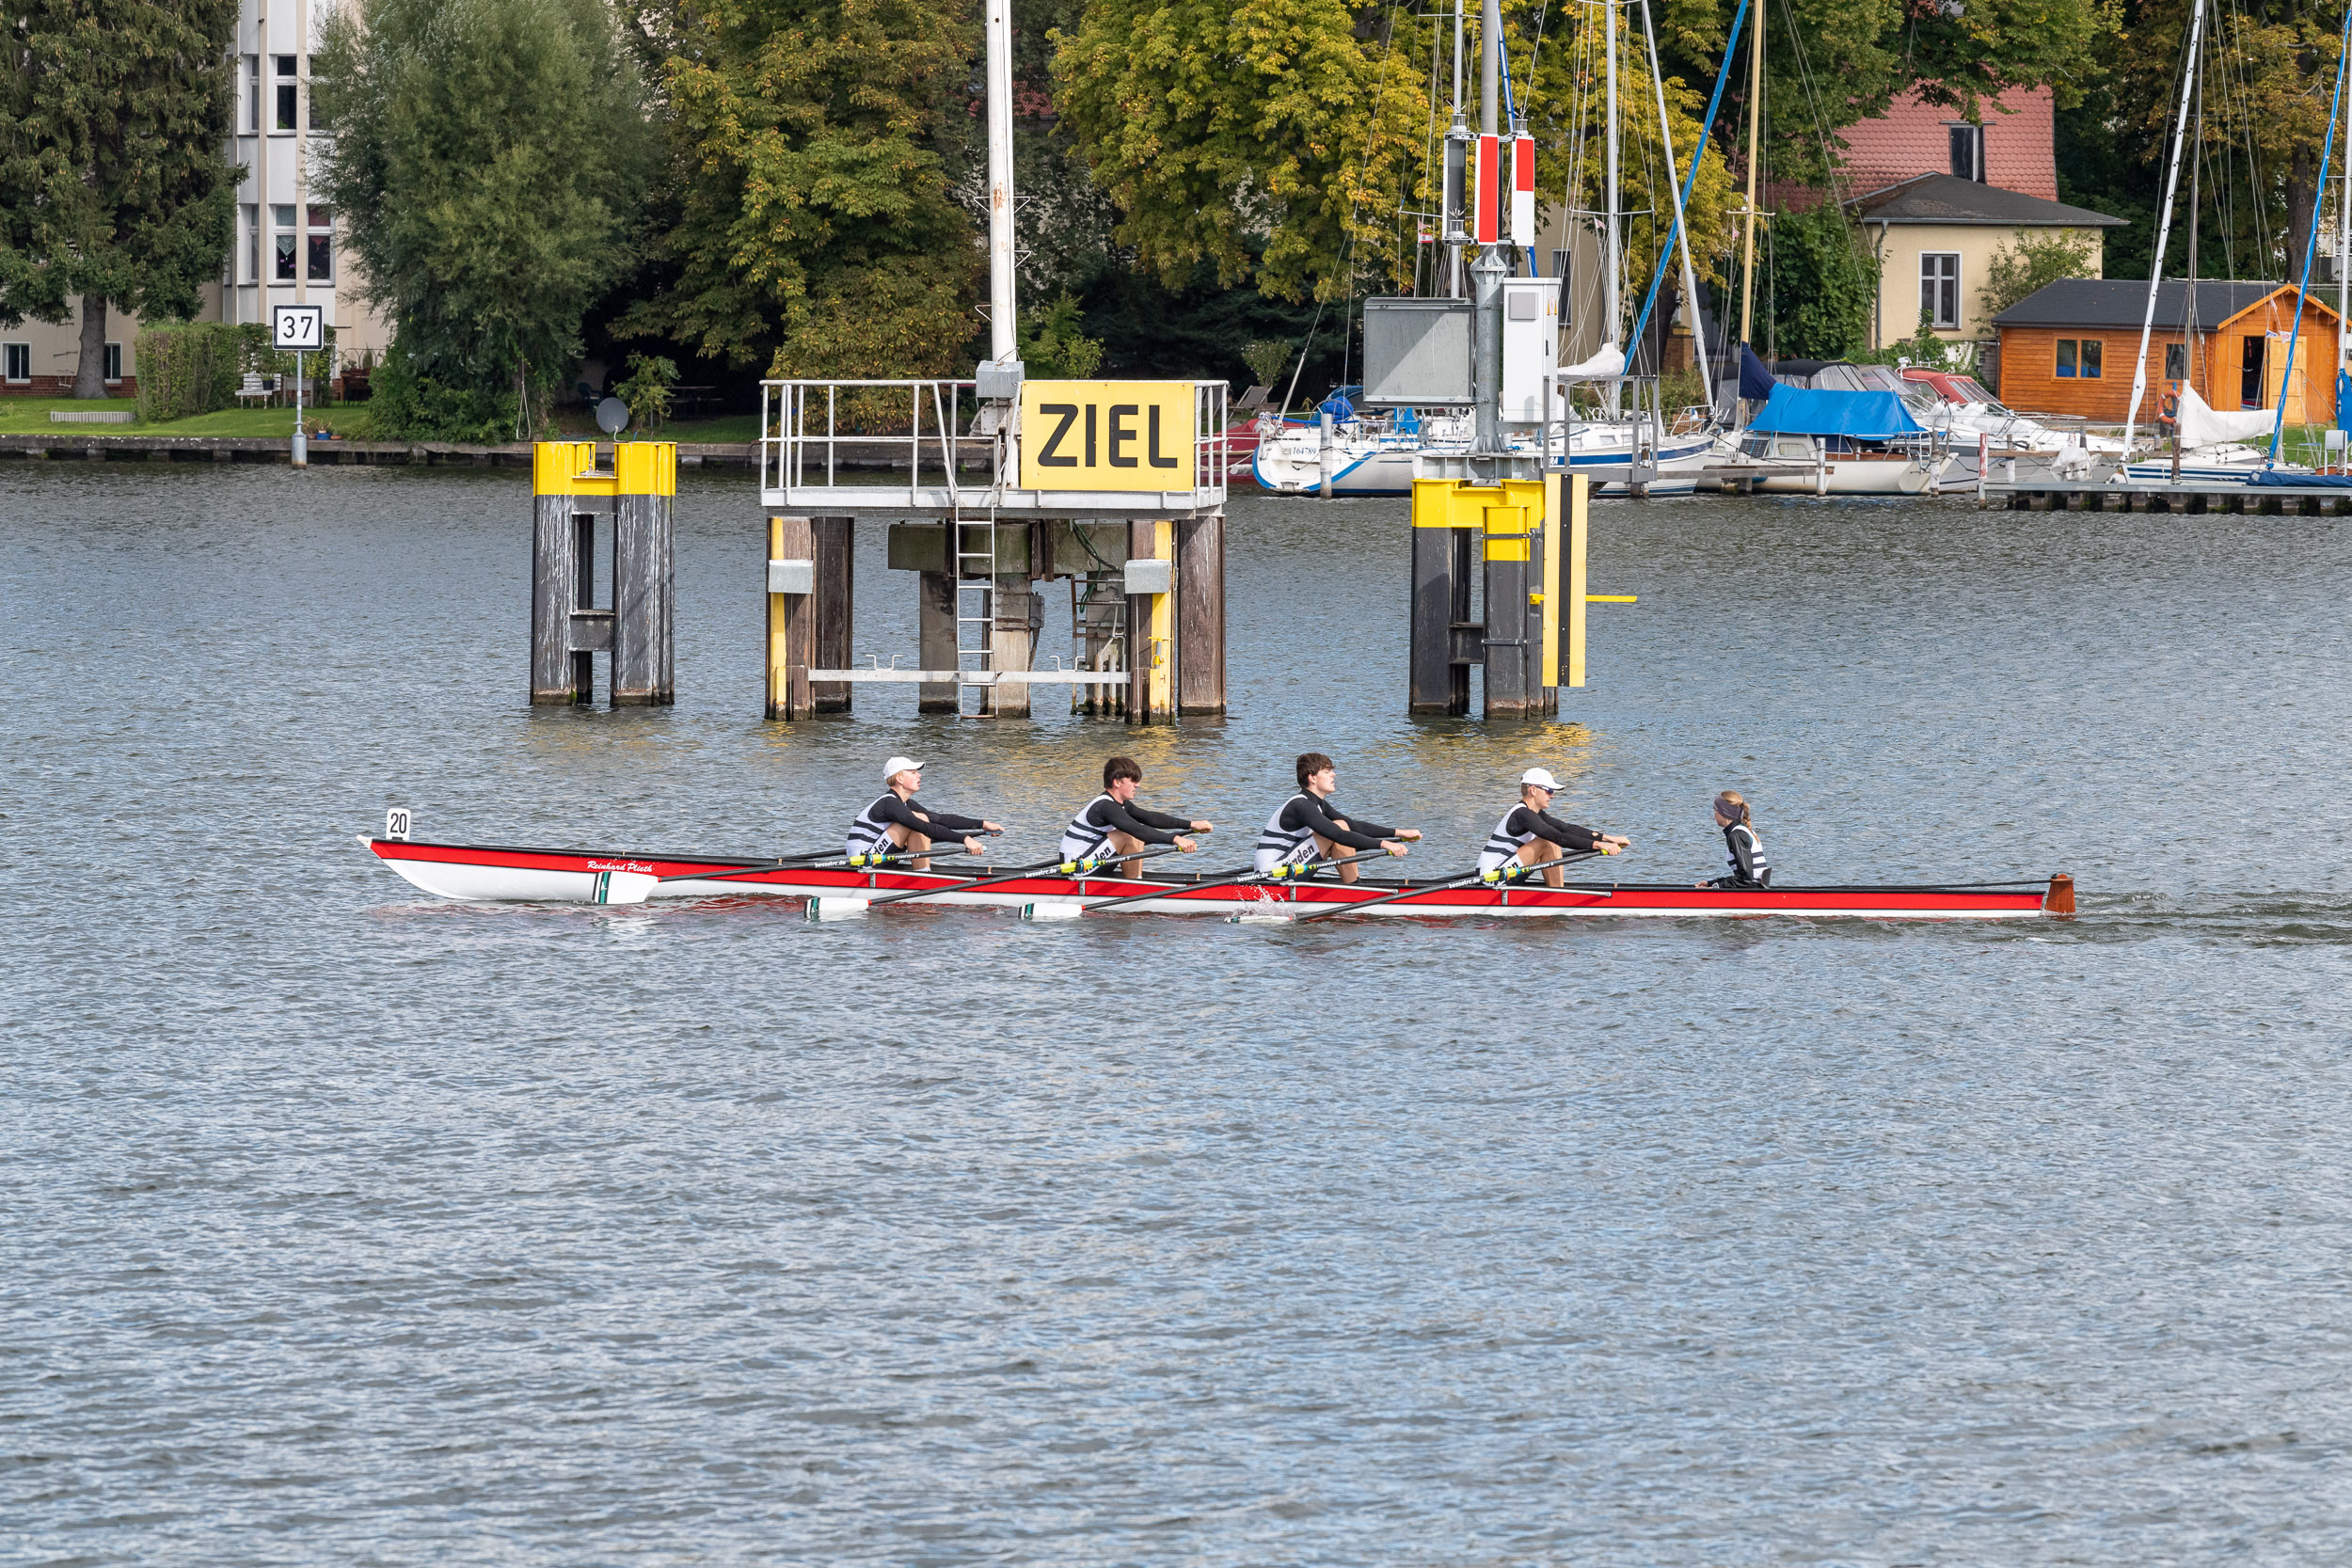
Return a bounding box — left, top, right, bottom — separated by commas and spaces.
1017, 380, 1197, 492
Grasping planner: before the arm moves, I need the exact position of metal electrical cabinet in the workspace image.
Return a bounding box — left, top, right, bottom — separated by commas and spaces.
1500, 277, 1561, 424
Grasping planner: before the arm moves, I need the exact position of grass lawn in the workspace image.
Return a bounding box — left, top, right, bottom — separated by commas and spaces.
0, 395, 337, 439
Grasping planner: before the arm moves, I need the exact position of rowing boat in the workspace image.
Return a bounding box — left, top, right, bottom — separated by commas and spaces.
359, 835, 2071, 920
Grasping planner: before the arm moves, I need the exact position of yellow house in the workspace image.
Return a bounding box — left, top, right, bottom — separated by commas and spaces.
1847, 174, 2125, 350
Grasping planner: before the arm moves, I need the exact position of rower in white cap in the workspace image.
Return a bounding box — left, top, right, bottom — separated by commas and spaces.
844, 757, 1003, 871
1475, 768, 1630, 887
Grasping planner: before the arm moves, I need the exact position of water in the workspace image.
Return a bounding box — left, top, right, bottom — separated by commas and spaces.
7, 463, 2351, 1564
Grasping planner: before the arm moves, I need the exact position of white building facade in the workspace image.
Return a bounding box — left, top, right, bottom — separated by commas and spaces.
0, 0, 389, 399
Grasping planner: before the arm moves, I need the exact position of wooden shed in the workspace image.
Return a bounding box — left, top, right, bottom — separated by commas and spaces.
1992, 279, 2344, 423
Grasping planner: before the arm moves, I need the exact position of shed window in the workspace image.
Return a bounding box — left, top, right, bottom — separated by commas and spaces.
2056, 340, 2076, 377
2055, 339, 2104, 379
1920, 253, 1961, 330
2164, 343, 2186, 381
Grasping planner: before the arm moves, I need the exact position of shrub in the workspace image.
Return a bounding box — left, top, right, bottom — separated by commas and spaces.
614, 353, 677, 434
1979, 231, 2098, 322
368, 331, 518, 441
134, 323, 244, 420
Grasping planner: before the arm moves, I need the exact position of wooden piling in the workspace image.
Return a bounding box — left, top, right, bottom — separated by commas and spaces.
766, 515, 816, 721
917, 569, 958, 712
611, 445, 676, 705
1175, 511, 1226, 715
531, 491, 601, 705
814, 517, 853, 712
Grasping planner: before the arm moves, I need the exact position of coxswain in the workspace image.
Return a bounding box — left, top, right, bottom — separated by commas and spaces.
844, 756, 1002, 871
1697, 790, 1770, 888
1477, 768, 1630, 887
1252, 752, 1422, 883
1056, 756, 1214, 879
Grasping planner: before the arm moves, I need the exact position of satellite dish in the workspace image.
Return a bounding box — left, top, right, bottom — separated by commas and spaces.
596, 397, 629, 436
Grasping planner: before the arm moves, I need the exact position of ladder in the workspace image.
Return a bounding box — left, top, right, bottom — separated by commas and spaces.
952, 508, 998, 713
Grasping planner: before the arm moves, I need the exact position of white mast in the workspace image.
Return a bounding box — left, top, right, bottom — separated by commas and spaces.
2122, 0, 2208, 460
983, 0, 1019, 376
1638, 0, 1711, 404
2340, 66, 2349, 448
1605, 0, 1620, 350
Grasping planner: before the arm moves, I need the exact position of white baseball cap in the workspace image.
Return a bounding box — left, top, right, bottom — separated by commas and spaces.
882, 755, 924, 781
1519, 768, 1562, 791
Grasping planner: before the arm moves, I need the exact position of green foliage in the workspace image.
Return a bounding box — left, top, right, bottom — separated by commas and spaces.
1763, 200, 1873, 360
311, 0, 652, 404
1856, 309, 1954, 370
1016, 293, 1104, 378
619, 0, 979, 378
133, 324, 245, 421
615, 353, 678, 433
1240, 340, 1295, 389
1979, 230, 2099, 321
368, 330, 520, 442
0, 0, 241, 391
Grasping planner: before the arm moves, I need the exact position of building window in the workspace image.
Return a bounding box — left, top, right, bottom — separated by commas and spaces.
1920, 252, 1961, 329
2, 342, 28, 383
246, 55, 262, 133
307, 206, 334, 282
2055, 339, 2104, 378
1948, 123, 1985, 182
104, 342, 122, 383
273, 204, 298, 280
2164, 343, 2186, 381
244, 205, 262, 285
275, 55, 298, 132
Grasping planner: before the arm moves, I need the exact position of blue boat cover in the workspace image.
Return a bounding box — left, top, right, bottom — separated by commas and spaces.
2250, 468, 2352, 487
1748, 386, 1924, 437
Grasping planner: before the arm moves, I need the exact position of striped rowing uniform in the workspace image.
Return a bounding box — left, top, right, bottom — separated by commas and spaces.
1476, 805, 1602, 874
1057, 794, 1191, 863
1252, 792, 1396, 873
1708, 822, 1770, 888
845, 793, 986, 860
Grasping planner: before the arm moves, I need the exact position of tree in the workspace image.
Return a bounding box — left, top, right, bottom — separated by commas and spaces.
1762, 198, 1873, 358
0, 0, 240, 398
312, 0, 652, 435
618, 0, 980, 379
1978, 229, 2098, 319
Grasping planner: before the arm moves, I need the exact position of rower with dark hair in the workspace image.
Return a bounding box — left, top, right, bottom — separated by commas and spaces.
1253, 752, 1422, 883
844, 756, 1003, 871
1477, 768, 1630, 887
1057, 756, 1214, 879
1699, 791, 1770, 888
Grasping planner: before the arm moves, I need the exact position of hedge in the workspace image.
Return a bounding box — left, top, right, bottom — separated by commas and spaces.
133, 322, 342, 421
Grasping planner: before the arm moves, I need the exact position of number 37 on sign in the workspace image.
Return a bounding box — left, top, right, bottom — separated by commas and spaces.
1017, 381, 1197, 492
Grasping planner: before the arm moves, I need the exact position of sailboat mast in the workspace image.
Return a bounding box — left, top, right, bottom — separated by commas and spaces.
1605, 0, 1620, 353
2340, 60, 2348, 442
1738, 0, 1762, 347
2175, 38, 2201, 484
2122, 0, 2208, 459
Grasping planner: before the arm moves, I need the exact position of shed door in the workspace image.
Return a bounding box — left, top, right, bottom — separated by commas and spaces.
2263, 333, 2309, 424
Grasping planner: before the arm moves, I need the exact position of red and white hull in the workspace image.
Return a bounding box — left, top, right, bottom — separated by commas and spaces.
361, 836, 2064, 921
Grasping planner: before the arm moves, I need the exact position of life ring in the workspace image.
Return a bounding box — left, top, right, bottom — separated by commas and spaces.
2160, 391, 2180, 421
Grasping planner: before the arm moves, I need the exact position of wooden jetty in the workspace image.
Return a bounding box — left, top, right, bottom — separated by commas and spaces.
0, 432, 761, 468
1981, 480, 2352, 515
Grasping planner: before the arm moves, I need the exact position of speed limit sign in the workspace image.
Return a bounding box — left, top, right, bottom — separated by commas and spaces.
272, 303, 325, 351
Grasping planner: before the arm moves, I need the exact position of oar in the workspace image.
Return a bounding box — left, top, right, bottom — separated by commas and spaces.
595, 846, 985, 904
1280, 850, 1616, 925
1024, 848, 1396, 920
859, 845, 1183, 911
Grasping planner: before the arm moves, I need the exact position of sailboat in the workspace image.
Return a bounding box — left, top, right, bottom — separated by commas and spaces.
1249, 0, 1727, 497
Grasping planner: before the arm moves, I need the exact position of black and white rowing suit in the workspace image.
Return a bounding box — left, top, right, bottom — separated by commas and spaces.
1476, 805, 1604, 874
1708, 822, 1770, 887
1057, 794, 1193, 863
1252, 792, 1397, 872
845, 794, 987, 860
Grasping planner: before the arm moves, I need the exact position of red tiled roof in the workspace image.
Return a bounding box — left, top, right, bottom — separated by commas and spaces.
1836, 87, 2055, 201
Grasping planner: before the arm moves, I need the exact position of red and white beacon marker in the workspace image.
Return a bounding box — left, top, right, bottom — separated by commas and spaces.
1510, 135, 1536, 248
1475, 133, 1500, 245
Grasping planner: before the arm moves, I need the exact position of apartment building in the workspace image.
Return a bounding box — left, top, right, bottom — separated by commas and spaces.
1, 0, 391, 398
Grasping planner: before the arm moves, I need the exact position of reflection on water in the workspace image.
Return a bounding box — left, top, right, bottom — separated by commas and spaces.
6, 463, 2352, 1564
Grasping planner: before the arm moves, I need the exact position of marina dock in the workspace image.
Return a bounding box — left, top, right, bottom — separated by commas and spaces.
1981, 480, 2352, 514
0, 433, 762, 468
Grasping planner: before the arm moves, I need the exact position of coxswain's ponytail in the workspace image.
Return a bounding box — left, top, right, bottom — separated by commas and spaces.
1714, 790, 1751, 828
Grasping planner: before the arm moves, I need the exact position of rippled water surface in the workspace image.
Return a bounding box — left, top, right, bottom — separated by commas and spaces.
7, 462, 2352, 1564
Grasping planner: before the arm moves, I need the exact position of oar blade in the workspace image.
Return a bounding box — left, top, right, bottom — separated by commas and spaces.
808, 895, 870, 921
594, 870, 660, 905
1018, 901, 1084, 922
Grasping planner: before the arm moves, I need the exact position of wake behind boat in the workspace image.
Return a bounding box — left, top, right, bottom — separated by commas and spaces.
360, 832, 2072, 921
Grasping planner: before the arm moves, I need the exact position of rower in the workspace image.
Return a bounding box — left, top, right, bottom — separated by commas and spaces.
1252, 752, 1422, 884
1057, 756, 1214, 879
1700, 791, 1770, 888
844, 756, 1003, 871
1477, 768, 1630, 887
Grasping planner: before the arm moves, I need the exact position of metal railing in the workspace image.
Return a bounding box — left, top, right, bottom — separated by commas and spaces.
757, 378, 1231, 516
